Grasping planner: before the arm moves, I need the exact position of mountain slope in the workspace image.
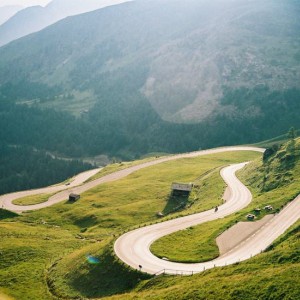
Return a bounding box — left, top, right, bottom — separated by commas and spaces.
0, 5, 23, 26
0, 0, 130, 47
0, 0, 300, 194
0, 0, 299, 122
48, 138, 300, 299
0, 144, 299, 300
0, 142, 92, 195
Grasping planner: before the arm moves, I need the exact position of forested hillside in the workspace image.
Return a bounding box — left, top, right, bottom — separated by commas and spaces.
0, 0, 299, 193
1, 87, 300, 194
0, 142, 92, 195
0, 0, 299, 121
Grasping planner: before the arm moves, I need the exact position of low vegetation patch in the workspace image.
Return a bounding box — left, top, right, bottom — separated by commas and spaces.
151, 219, 223, 263
12, 194, 52, 206
21, 151, 260, 235
0, 221, 88, 300
88, 156, 166, 182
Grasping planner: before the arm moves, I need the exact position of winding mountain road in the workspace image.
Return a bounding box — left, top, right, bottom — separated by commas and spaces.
114, 163, 300, 275
0, 146, 263, 213
2, 146, 299, 276
0, 168, 102, 213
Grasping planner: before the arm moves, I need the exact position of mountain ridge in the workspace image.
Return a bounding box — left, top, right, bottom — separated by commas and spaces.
0, 0, 130, 47
0, 5, 24, 26
0, 0, 299, 122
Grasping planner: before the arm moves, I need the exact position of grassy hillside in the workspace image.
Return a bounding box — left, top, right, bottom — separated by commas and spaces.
242, 137, 300, 192
1, 141, 299, 300
0, 221, 89, 300
108, 139, 300, 299
12, 194, 53, 206
108, 219, 300, 300
0, 0, 300, 194
51, 139, 299, 299
0, 0, 299, 123
0, 150, 260, 300
151, 138, 300, 263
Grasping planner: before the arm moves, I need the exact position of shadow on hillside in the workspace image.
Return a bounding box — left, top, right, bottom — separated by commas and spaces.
0, 208, 18, 220
67, 249, 151, 298
162, 194, 189, 215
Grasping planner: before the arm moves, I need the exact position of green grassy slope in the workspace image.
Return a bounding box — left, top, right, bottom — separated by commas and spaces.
0, 150, 259, 300
46, 151, 260, 298
103, 139, 300, 299
107, 220, 300, 300
0, 222, 89, 300
1, 140, 299, 300
22, 151, 259, 234
151, 138, 300, 264
12, 194, 53, 206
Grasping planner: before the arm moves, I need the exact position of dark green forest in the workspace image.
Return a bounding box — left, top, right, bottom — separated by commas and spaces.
0, 0, 299, 194
2, 88, 300, 156
0, 143, 92, 195
1, 86, 300, 194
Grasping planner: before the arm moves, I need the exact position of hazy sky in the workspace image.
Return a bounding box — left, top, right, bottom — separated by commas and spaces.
0, 0, 51, 8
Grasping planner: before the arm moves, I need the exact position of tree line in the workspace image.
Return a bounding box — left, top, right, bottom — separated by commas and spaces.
1, 86, 300, 194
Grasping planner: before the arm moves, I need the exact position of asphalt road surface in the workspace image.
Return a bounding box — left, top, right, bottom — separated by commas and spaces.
2, 146, 298, 276
114, 163, 300, 275
0, 146, 263, 213
0, 168, 101, 212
